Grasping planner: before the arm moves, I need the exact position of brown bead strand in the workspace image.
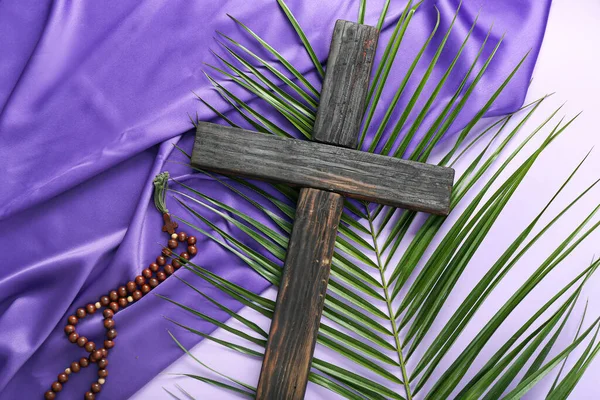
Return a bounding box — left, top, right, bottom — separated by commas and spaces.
48, 230, 197, 398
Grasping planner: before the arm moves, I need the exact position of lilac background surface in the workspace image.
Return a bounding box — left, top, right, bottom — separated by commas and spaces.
0, 0, 555, 398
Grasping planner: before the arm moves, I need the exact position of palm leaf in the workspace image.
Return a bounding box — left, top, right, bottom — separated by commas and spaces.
162, 1, 600, 398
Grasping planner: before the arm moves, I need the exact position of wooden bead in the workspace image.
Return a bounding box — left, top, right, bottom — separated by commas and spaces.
67, 315, 78, 325
68, 332, 79, 343
156, 271, 166, 282
86, 304, 96, 314
65, 325, 76, 335
168, 239, 178, 249
132, 290, 142, 301
172, 259, 181, 269
98, 369, 108, 378
126, 281, 137, 293
80, 357, 90, 368
141, 284, 151, 294
148, 278, 159, 288
188, 246, 197, 256
117, 286, 127, 298
104, 340, 114, 349
91, 382, 102, 393
149, 262, 159, 272
180, 252, 190, 261
187, 236, 197, 245
118, 297, 128, 308
162, 247, 172, 257
104, 318, 115, 329
44, 390, 56, 400
109, 290, 119, 301
57, 373, 68, 383
109, 302, 119, 312
84, 341, 96, 352
91, 350, 102, 362
133, 275, 146, 292
51, 381, 62, 392
142, 268, 152, 279
77, 336, 88, 347
106, 329, 117, 340
164, 264, 174, 275
100, 296, 110, 306
84, 392, 95, 400
76, 308, 86, 318
156, 255, 166, 266
178, 232, 188, 242
103, 309, 114, 319
98, 358, 109, 369
70, 361, 80, 373
101, 348, 108, 358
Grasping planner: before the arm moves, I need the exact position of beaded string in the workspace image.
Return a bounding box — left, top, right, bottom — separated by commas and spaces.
44, 172, 197, 400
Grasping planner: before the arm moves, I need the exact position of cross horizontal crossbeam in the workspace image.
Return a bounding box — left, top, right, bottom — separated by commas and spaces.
192, 123, 454, 215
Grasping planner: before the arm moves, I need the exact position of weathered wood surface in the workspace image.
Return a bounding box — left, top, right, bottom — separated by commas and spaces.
312, 20, 379, 149
190, 19, 456, 400
192, 123, 455, 215
256, 188, 344, 400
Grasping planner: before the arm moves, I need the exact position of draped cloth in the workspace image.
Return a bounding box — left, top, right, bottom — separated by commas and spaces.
0, 0, 551, 398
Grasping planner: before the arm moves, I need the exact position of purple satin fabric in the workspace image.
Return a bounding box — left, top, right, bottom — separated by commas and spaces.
0, 0, 551, 398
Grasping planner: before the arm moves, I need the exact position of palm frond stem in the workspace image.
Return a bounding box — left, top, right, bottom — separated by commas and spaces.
366, 204, 413, 400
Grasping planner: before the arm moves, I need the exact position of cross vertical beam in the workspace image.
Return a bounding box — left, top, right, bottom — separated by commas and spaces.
256, 188, 343, 399
255, 20, 379, 400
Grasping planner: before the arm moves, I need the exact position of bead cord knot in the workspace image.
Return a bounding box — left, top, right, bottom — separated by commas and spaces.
45, 173, 198, 399
162, 213, 179, 235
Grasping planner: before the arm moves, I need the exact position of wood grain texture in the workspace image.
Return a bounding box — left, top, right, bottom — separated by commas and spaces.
312, 20, 379, 149
191, 19, 454, 400
192, 123, 455, 215
256, 188, 344, 400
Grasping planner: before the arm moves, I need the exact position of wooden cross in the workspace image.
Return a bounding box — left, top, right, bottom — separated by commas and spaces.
192, 20, 454, 400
